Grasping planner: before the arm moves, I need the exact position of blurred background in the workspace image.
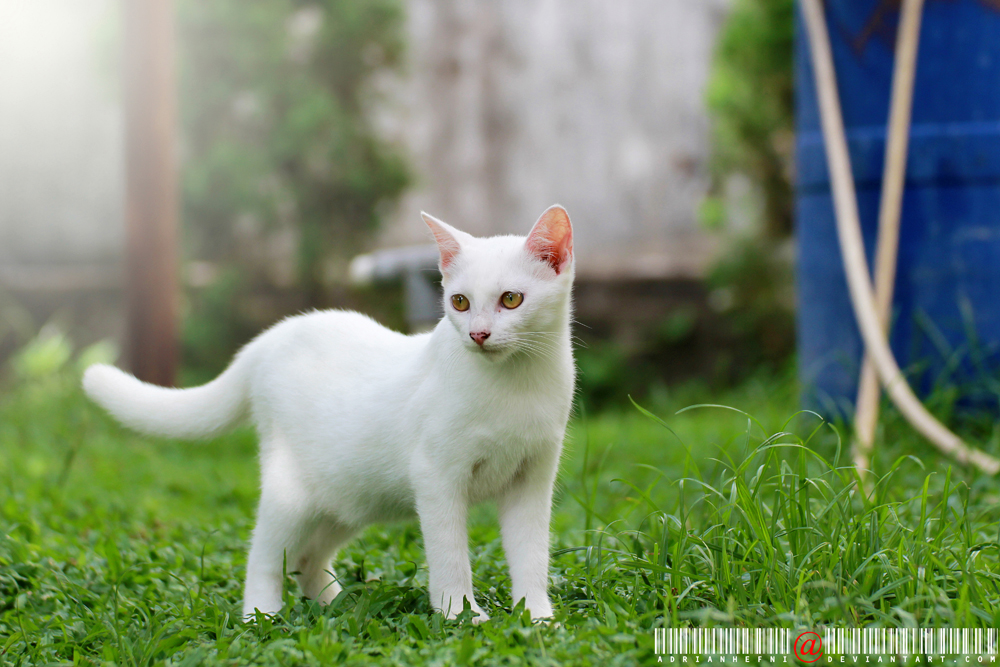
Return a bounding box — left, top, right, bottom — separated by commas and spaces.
0, 0, 798, 412
8, 0, 1000, 424
11, 4, 1000, 657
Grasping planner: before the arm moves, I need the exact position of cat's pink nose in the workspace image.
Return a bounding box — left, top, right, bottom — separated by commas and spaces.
470, 331, 491, 346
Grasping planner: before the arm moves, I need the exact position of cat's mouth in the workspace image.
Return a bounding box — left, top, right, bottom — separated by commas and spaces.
469, 342, 510, 358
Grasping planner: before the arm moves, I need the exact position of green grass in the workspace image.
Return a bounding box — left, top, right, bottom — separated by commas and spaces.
3, 358, 1000, 665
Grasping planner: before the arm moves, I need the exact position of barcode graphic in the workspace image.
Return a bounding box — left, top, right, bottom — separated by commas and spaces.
653, 628, 1000, 655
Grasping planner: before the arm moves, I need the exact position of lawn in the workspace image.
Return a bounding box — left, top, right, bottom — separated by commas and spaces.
3, 347, 1000, 665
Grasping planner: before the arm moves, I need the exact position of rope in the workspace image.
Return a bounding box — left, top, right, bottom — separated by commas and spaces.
853, 0, 925, 481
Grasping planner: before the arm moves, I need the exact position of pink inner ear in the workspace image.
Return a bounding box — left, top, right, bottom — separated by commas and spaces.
526, 206, 573, 274
422, 212, 461, 271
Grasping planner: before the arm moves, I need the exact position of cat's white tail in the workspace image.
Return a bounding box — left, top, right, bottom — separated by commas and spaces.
82, 356, 251, 440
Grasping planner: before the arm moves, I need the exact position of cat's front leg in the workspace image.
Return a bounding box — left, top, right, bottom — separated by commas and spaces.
414, 476, 489, 623
497, 446, 560, 620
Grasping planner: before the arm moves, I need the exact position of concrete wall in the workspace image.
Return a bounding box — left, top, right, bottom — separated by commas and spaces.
376, 0, 728, 279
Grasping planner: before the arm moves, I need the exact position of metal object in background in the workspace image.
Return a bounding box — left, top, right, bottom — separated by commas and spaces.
122, 0, 179, 386
349, 245, 442, 332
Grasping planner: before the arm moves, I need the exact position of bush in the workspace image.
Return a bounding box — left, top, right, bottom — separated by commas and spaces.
704, 0, 794, 240
700, 0, 796, 387
177, 0, 411, 375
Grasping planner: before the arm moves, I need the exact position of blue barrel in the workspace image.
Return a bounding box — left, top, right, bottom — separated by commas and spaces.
796, 0, 1000, 417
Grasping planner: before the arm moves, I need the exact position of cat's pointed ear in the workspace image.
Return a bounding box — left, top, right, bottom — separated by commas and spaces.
526, 205, 574, 275
421, 212, 464, 273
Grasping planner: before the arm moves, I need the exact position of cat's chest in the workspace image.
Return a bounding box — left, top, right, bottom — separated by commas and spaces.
460, 377, 569, 447
413, 352, 573, 494
451, 389, 566, 493
467, 448, 535, 502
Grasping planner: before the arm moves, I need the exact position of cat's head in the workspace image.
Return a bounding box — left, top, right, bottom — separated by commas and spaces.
422, 205, 574, 360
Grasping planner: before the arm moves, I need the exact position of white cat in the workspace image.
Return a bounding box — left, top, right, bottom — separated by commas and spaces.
83, 205, 576, 622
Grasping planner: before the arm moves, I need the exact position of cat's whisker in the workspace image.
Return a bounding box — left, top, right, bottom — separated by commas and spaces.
510, 339, 562, 363
506, 337, 561, 357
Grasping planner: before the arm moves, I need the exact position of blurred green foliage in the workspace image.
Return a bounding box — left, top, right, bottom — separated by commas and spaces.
179, 0, 410, 282
705, 238, 796, 377
698, 0, 796, 385
704, 0, 794, 239
176, 0, 410, 373
181, 268, 262, 385
575, 307, 706, 413
10, 326, 117, 385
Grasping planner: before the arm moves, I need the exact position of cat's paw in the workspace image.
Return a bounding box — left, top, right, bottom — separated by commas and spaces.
531, 614, 559, 627
242, 588, 284, 621
526, 599, 554, 621
303, 576, 342, 606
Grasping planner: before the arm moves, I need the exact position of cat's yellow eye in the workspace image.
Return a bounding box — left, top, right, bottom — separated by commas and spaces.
451, 294, 470, 311
501, 291, 523, 309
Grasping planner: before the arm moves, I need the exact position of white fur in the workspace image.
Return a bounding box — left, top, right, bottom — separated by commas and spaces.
83, 207, 576, 622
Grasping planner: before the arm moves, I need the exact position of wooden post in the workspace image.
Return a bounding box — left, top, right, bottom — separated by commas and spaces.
122, 0, 179, 387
